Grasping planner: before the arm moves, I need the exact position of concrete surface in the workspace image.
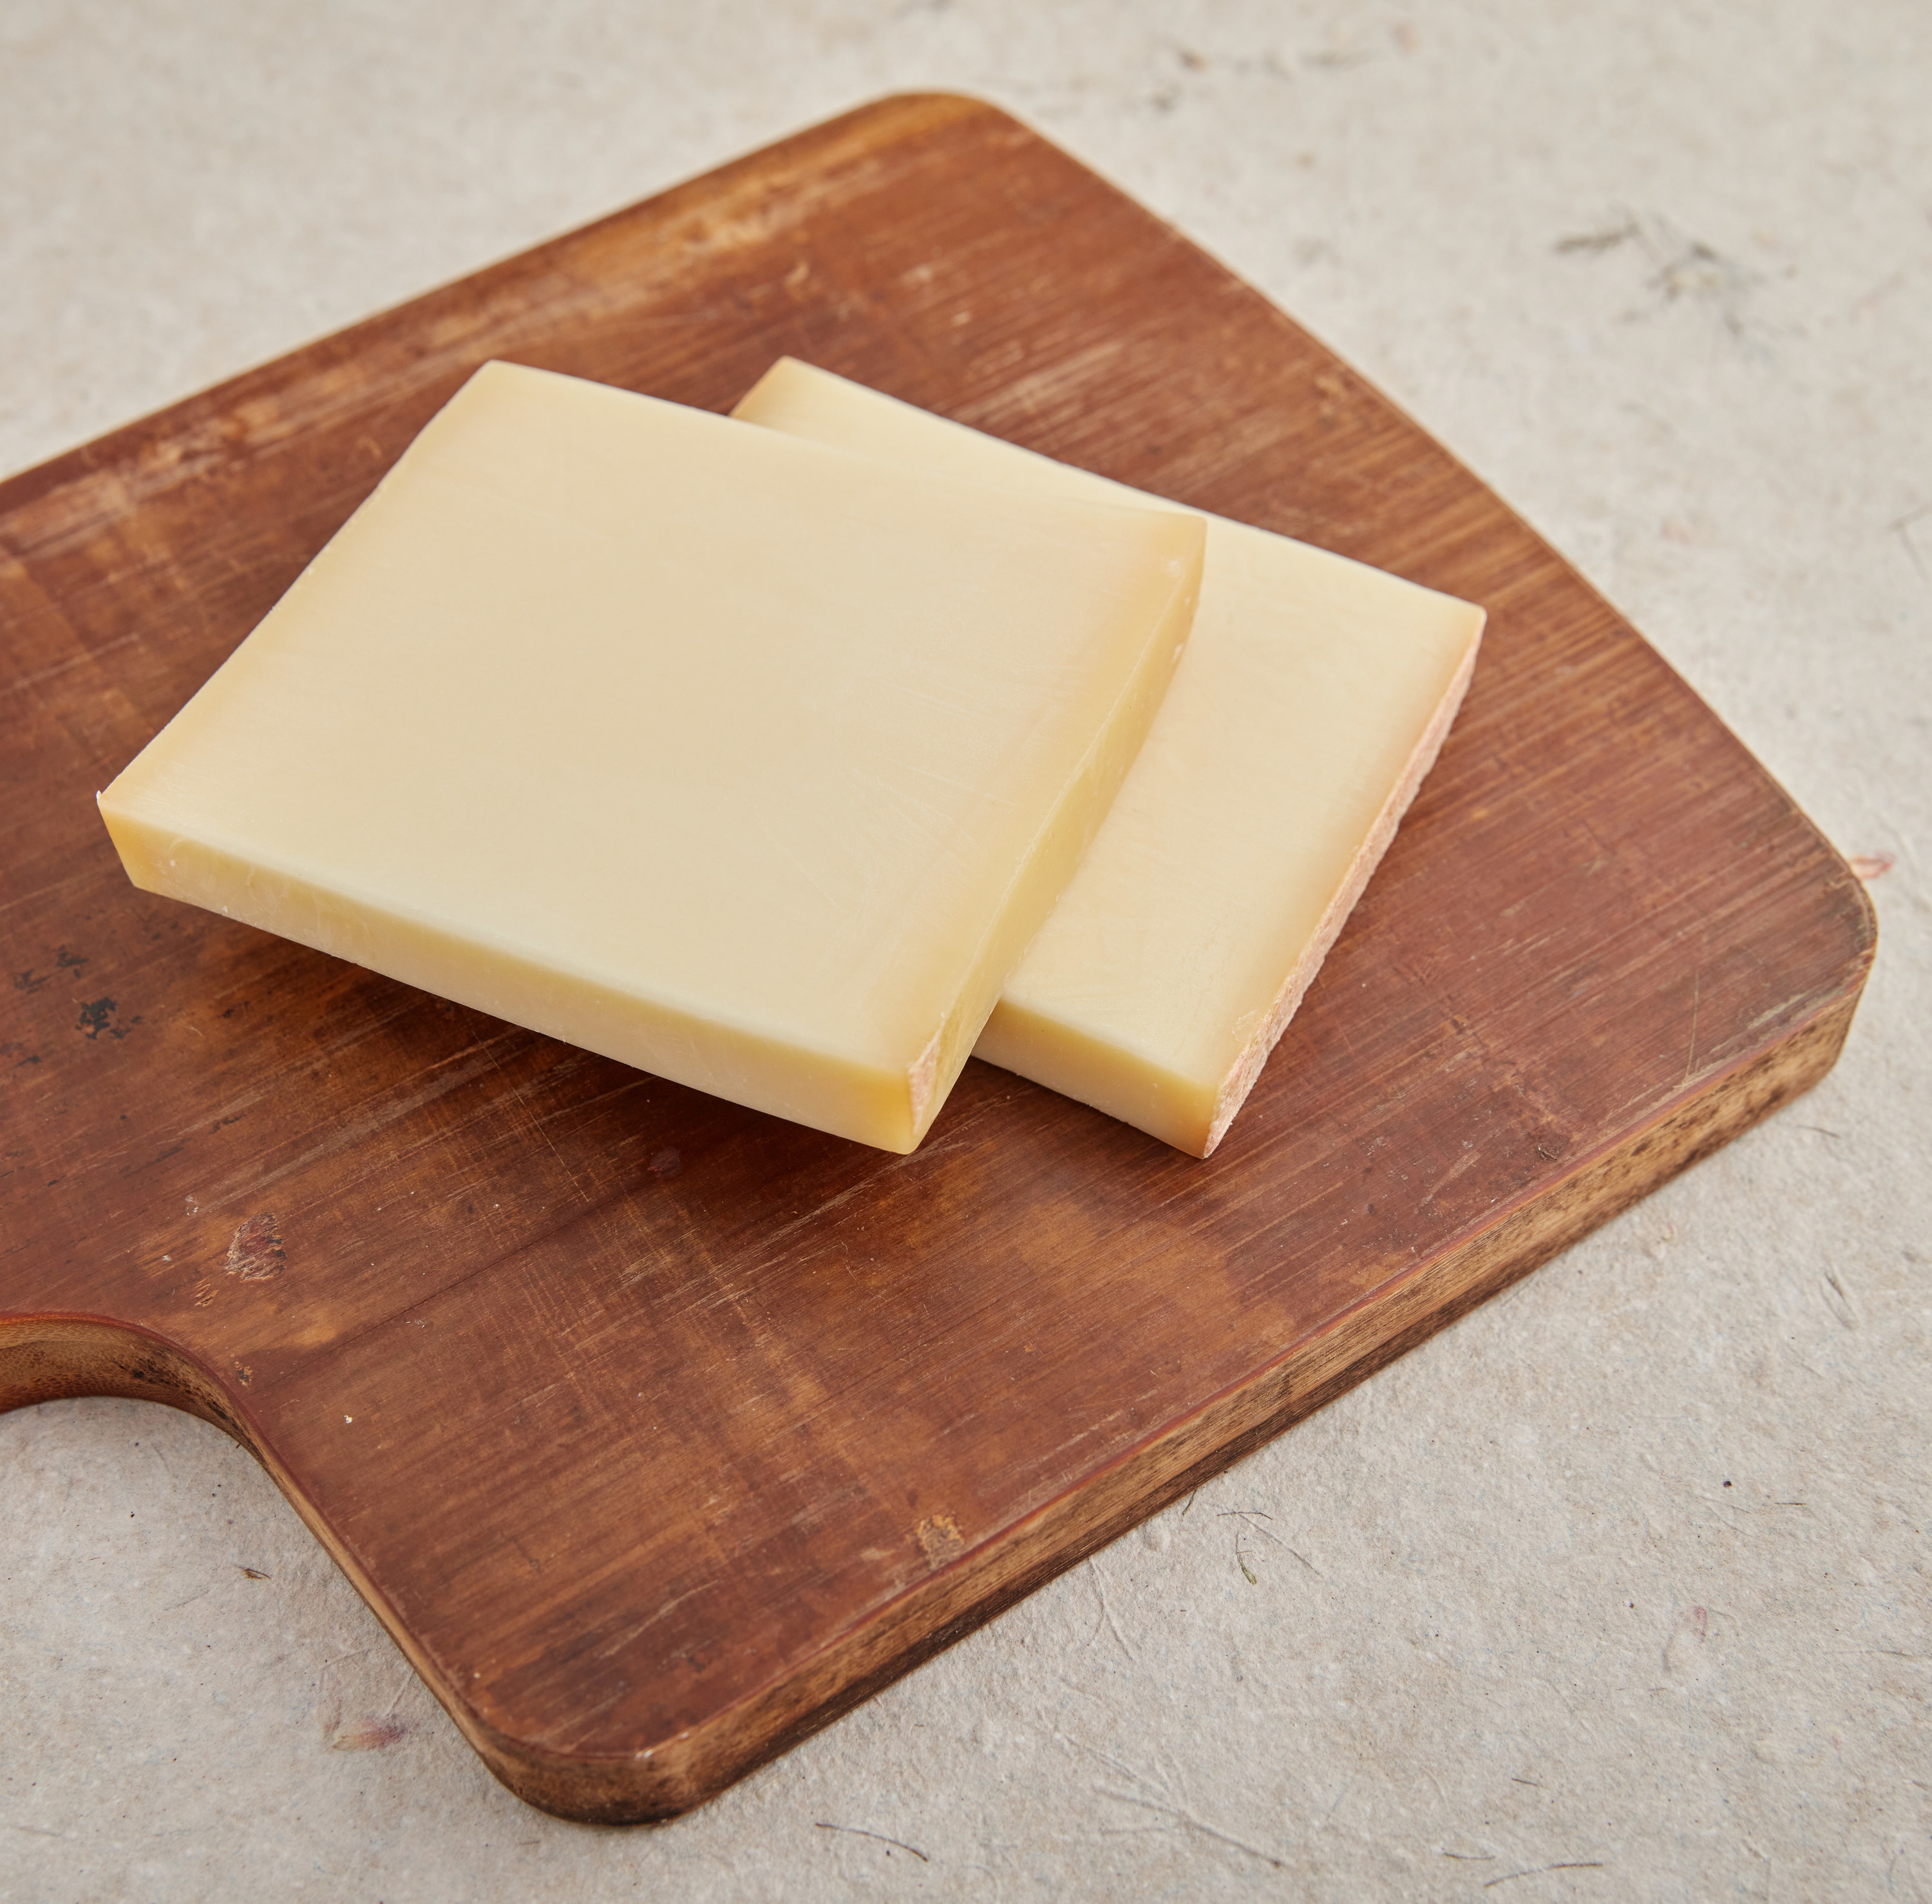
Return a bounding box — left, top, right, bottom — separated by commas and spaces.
3, 3, 1927, 1898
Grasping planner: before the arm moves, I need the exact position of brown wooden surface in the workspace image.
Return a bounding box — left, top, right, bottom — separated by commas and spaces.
0, 94, 1875, 1822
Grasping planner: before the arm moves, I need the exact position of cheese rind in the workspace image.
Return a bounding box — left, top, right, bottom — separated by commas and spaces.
733, 358, 1485, 1156
98, 361, 1204, 1153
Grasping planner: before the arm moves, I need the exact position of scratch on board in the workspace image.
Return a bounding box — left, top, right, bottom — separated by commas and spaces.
200, 1041, 500, 1205
225, 1212, 286, 1281
1419, 1145, 1482, 1205
916, 1514, 966, 1569
471, 1026, 590, 1205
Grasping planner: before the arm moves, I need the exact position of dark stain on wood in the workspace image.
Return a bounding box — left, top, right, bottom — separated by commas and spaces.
0, 95, 1875, 1822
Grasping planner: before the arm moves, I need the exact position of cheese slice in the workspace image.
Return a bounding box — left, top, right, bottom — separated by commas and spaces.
734, 359, 1484, 1156
99, 360, 1204, 1153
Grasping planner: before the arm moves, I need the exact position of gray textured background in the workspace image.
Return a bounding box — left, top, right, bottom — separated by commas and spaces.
3, 3, 1927, 1898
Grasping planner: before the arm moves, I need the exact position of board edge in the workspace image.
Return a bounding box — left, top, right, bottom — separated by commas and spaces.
405, 970, 1875, 1820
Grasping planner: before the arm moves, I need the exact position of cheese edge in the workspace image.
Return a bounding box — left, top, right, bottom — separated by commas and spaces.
96, 794, 930, 1149
734, 358, 1487, 1157
899, 512, 1205, 1145
1200, 617, 1484, 1156
95, 363, 1208, 1153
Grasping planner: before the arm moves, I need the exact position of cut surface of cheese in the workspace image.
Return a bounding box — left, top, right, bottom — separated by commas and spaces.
99, 361, 1204, 1153
734, 358, 1485, 1156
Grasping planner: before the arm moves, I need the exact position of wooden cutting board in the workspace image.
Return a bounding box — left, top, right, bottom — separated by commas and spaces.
0, 94, 1875, 1822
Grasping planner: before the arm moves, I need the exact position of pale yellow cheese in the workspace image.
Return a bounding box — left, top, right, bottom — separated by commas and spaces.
99, 360, 1204, 1153
734, 359, 1484, 1156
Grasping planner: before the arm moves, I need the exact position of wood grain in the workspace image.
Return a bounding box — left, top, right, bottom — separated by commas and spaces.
0, 94, 1875, 1821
